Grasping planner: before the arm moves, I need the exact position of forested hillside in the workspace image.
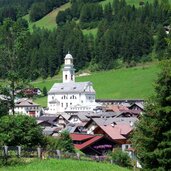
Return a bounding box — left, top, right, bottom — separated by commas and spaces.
0, 0, 69, 23
0, 0, 170, 81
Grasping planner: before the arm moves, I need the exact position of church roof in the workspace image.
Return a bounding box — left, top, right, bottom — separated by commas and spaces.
48, 82, 95, 94
65, 53, 73, 59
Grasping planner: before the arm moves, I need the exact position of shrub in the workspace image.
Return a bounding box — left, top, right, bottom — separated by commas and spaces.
45, 131, 74, 153
110, 148, 131, 168
45, 136, 60, 150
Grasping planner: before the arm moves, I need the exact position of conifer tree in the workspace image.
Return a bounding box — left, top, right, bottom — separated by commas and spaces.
156, 25, 167, 59
132, 60, 171, 170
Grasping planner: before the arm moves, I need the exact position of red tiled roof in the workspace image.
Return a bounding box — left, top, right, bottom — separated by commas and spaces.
106, 105, 129, 112
99, 124, 132, 140
74, 135, 103, 150
70, 133, 95, 141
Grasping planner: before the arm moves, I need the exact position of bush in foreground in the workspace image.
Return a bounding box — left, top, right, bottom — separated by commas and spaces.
0, 115, 45, 148
109, 149, 132, 168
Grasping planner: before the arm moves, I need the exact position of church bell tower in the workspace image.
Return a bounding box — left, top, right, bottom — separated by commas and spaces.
63, 53, 75, 83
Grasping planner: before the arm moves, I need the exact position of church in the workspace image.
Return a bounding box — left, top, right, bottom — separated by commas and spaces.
47, 53, 99, 114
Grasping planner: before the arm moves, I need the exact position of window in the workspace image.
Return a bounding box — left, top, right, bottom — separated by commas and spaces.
125, 145, 129, 149
52, 96, 54, 100
71, 75, 73, 81
70, 103, 72, 106
66, 103, 68, 107
65, 75, 67, 80
61, 103, 63, 107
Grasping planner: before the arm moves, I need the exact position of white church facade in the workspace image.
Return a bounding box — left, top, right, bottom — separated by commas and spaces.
47, 53, 99, 114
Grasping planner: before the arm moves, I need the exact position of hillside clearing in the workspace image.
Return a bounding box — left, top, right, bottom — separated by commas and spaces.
23, 2, 71, 31
0, 159, 130, 171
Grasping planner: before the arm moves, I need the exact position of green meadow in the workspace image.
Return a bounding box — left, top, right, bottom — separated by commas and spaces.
32, 63, 160, 107
0, 159, 130, 171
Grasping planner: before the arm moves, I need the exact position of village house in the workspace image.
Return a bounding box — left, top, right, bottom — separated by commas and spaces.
84, 117, 137, 135
14, 99, 40, 117
70, 133, 114, 155
68, 113, 89, 124
93, 123, 133, 150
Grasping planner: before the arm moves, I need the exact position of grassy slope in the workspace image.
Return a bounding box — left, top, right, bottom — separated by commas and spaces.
0, 159, 130, 171
32, 63, 160, 107
23, 2, 71, 31
76, 63, 159, 99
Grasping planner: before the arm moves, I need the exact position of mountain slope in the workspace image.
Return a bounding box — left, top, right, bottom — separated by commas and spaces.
23, 2, 71, 31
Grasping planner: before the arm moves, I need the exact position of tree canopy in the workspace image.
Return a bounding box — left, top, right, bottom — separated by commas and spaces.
132, 59, 171, 170
0, 115, 45, 147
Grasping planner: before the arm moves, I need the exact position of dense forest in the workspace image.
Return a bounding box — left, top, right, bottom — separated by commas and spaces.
0, 0, 170, 80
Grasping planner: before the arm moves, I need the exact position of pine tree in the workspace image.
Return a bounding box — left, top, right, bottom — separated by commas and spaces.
156, 25, 167, 59
43, 86, 47, 96
132, 60, 171, 170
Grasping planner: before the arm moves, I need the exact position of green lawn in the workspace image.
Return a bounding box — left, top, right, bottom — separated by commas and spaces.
23, 2, 71, 31
32, 63, 160, 107
0, 159, 130, 171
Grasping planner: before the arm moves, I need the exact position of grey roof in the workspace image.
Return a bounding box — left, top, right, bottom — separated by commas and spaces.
37, 116, 58, 125
15, 99, 39, 107
65, 125, 78, 133
42, 127, 59, 135
57, 113, 70, 121
85, 117, 138, 127
105, 117, 138, 125
65, 123, 84, 133
69, 113, 89, 122
134, 103, 144, 109
85, 111, 118, 118
48, 82, 95, 94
